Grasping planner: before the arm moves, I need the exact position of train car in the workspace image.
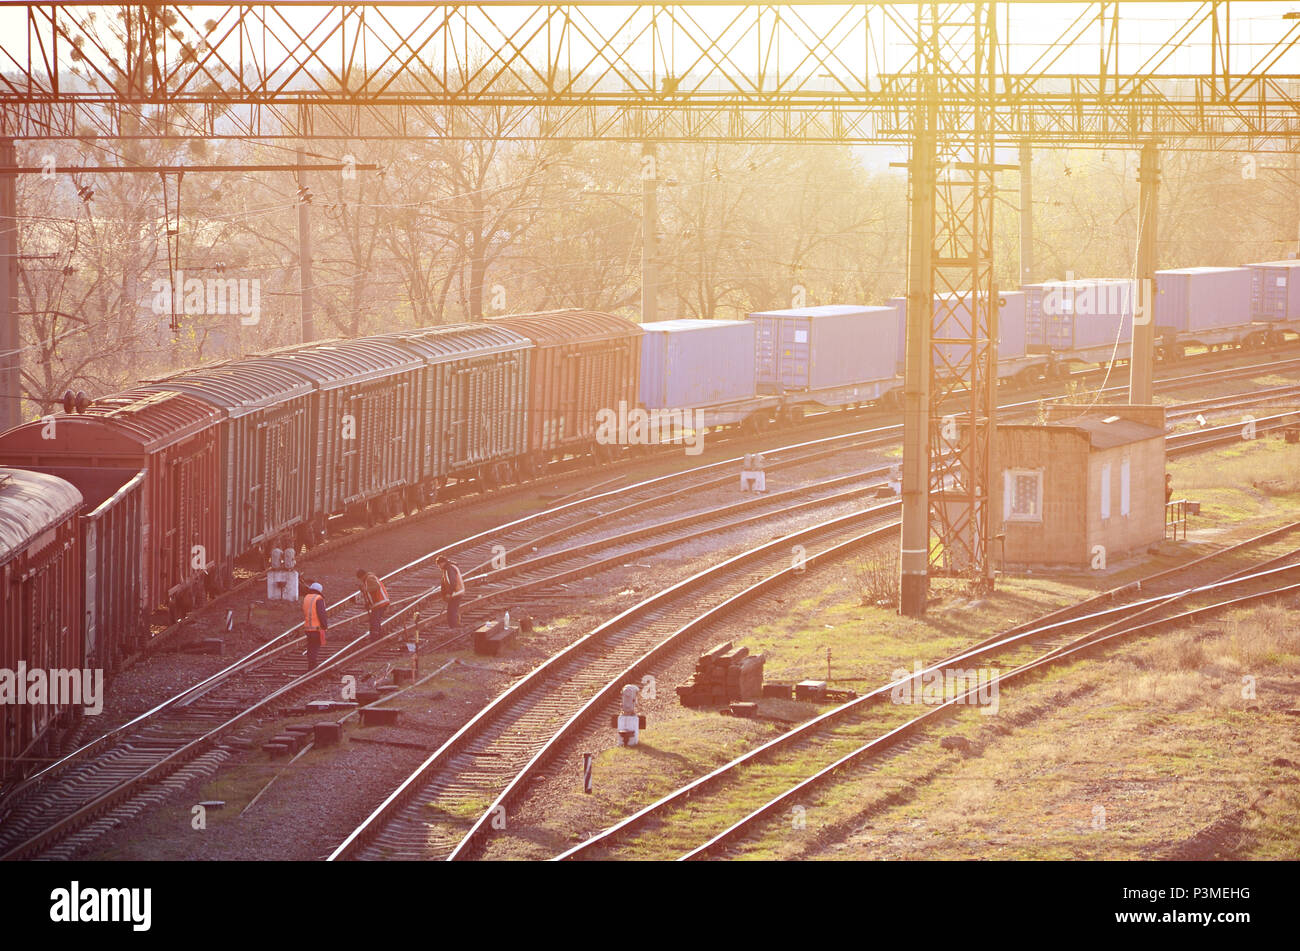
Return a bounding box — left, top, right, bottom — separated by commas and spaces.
890, 292, 1049, 386
1248, 259, 1300, 338
0, 390, 222, 621
0, 468, 84, 776
1154, 266, 1256, 354
486, 310, 642, 468
244, 338, 426, 529
141, 361, 316, 574
637, 319, 779, 430
1039, 278, 1134, 367
380, 323, 532, 491
746, 305, 901, 414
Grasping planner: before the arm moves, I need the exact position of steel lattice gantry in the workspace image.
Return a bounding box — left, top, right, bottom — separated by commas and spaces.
3, 1, 1300, 611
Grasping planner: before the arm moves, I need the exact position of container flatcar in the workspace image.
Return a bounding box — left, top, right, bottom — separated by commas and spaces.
1249, 259, 1300, 333
381, 323, 532, 491
486, 310, 642, 468
1040, 278, 1134, 364
890, 292, 1045, 386
0, 468, 84, 777
637, 319, 778, 428
0, 390, 222, 621
1154, 266, 1256, 352
746, 304, 901, 411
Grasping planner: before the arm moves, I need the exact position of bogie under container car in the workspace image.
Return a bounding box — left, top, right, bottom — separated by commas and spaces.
486, 310, 642, 469
746, 305, 902, 416
0, 468, 84, 778
380, 323, 532, 492
0, 390, 222, 621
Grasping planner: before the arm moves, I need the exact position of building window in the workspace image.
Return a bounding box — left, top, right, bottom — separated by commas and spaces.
1004, 469, 1043, 522
1100, 462, 1111, 520
1121, 457, 1131, 516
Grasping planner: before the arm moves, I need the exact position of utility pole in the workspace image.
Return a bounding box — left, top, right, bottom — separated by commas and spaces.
1019, 140, 1033, 285
0, 139, 17, 431
641, 142, 658, 324
900, 111, 936, 617
1129, 142, 1159, 404
297, 147, 315, 343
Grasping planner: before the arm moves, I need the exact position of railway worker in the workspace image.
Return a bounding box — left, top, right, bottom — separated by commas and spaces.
436, 555, 466, 629
356, 569, 391, 643
1166, 473, 1174, 504
302, 582, 328, 671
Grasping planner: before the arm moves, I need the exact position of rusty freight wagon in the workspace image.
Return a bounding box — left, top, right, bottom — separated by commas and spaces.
486, 310, 641, 470
0, 390, 222, 622
245, 338, 425, 529
381, 323, 532, 494
0, 468, 84, 778
142, 361, 316, 572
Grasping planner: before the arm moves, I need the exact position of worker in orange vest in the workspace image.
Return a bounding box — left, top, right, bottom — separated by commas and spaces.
435, 555, 465, 629
356, 568, 391, 643
302, 581, 328, 670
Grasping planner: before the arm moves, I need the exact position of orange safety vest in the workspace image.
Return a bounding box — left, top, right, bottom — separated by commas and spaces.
303, 592, 326, 637
362, 573, 390, 609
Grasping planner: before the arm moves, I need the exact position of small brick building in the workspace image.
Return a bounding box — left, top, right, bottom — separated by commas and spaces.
992, 405, 1167, 567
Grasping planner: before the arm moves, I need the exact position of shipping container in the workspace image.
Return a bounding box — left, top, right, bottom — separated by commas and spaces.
381, 323, 531, 487
0, 390, 222, 619
1249, 259, 1300, 322
142, 361, 315, 568
246, 339, 425, 523
1155, 266, 1253, 332
887, 292, 1025, 368
0, 468, 84, 777
746, 305, 900, 407
1040, 278, 1134, 352
1021, 283, 1051, 351
638, 319, 757, 409
487, 310, 642, 464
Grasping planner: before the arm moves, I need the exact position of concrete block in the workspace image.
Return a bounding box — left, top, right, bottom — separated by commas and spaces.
313, 722, 343, 745
359, 705, 400, 726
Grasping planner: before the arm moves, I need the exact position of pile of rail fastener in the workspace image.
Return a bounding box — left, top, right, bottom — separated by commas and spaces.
676, 641, 765, 714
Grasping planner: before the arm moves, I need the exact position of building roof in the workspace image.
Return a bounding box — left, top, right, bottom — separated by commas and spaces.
1060, 416, 1165, 449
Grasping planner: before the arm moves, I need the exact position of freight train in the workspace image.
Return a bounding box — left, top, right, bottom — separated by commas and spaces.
2, 260, 1298, 778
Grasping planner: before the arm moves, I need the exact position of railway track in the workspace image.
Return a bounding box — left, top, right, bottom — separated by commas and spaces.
336, 412, 1300, 862
329, 504, 903, 860
0, 423, 910, 859
556, 523, 1300, 860
4, 362, 1296, 859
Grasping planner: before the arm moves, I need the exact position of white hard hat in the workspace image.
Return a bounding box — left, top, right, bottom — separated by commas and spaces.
309, 582, 323, 593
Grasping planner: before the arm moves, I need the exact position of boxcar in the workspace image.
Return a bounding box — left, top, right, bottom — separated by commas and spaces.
0, 468, 84, 776
380, 323, 532, 492
486, 311, 642, 468
142, 361, 316, 570
747, 304, 900, 410
0, 390, 222, 620
245, 338, 425, 528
